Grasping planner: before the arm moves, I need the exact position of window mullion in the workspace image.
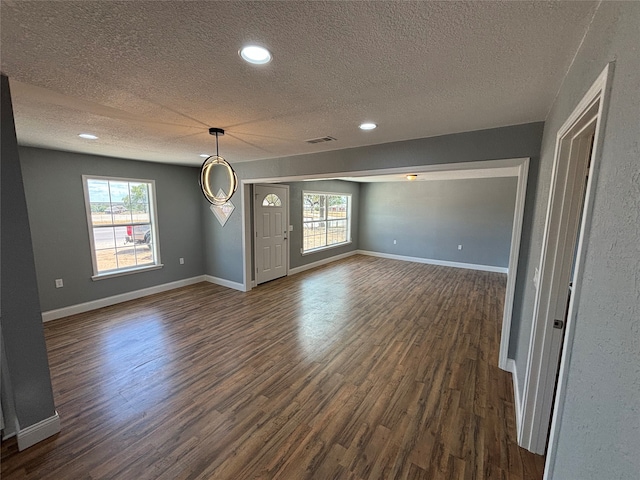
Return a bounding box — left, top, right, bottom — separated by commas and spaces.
106, 180, 112, 217
322, 194, 326, 247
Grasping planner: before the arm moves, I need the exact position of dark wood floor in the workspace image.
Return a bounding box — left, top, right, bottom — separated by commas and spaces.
1, 255, 544, 479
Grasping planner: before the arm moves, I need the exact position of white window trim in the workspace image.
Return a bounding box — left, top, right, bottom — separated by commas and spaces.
301, 240, 353, 256
82, 175, 162, 278
90, 264, 165, 281
302, 190, 352, 254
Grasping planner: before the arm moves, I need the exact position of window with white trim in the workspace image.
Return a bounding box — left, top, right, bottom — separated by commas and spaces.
303, 192, 351, 253
83, 176, 161, 278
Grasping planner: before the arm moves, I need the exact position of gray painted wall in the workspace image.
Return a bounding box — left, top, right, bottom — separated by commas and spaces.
19, 147, 205, 311
1, 75, 57, 428
283, 180, 360, 270
203, 123, 544, 353
515, 3, 639, 478
198, 128, 544, 462
359, 177, 517, 268
201, 194, 243, 284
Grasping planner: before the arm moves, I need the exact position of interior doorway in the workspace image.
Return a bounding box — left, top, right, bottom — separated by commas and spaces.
545, 120, 596, 450
240, 159, 531, 373
518, 64, 613, 464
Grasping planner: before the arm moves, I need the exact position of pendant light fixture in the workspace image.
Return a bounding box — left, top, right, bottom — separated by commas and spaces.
199, 128, 238, 206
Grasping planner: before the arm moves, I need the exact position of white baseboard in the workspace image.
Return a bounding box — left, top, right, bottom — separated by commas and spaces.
204, 275, 245, 292
17, 411, 60, 451
356, 250, 508, 274
506, 358, 523, 435
289, 250, 359, 276
41, 276, 206, 322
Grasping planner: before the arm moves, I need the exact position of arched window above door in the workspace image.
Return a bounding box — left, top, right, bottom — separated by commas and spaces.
262, 194, 282, 207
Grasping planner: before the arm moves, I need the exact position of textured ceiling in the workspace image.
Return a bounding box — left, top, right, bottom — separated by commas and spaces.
1, 1, 598, 167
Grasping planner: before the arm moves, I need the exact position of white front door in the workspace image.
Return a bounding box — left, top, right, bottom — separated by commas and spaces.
254, 184, 288, 285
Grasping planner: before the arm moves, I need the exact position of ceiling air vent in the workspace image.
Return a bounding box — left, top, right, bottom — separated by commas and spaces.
306, 136, 336, 144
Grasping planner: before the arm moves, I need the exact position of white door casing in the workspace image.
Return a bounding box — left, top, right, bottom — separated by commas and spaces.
521, 115, 595, 452
254, 184, 289, 285
520, 63, 613, 459
498, 158, 529, 371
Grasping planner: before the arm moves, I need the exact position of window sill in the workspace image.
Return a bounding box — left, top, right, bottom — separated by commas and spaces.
302, 241, 352, 256
91, 264, 164, 281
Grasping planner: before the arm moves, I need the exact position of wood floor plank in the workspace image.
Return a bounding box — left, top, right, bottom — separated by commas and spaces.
1, 255, 545, 479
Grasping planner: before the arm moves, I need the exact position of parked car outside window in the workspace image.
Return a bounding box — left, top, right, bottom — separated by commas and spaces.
125, 225, 151, 246
105, 205, 127, 214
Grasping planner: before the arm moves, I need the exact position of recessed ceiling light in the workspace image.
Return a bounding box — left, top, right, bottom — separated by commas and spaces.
199, 154, 211, 158
239, 45, 272, 65
78, 133, 98, 140
359, 123, 377, 131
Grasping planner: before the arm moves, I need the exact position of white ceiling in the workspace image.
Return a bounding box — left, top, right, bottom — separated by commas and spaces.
1, 1, 598, 167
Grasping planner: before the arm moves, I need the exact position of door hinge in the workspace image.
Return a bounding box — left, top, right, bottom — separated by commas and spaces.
553, 319, 564, 329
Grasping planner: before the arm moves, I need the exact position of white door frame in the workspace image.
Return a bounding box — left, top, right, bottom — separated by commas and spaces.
239, 158, 530, 375
499, 158, 529, 370
519, 63, 614, 458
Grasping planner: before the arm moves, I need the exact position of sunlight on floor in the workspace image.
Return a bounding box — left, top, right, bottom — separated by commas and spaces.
100, 313, 170, 413
296, 273, 350, 359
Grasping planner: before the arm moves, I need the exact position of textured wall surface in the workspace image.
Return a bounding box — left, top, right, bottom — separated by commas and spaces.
359, 177, 517, 268
20, 147, 205, 311
513, 2, 640, 478
1, 76, 57, 428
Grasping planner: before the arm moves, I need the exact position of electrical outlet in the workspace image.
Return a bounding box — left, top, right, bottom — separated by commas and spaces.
55, 278, 64, 288
393, 239, 397, 245
458, 245, 463, 250
179, 258, 185, 265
